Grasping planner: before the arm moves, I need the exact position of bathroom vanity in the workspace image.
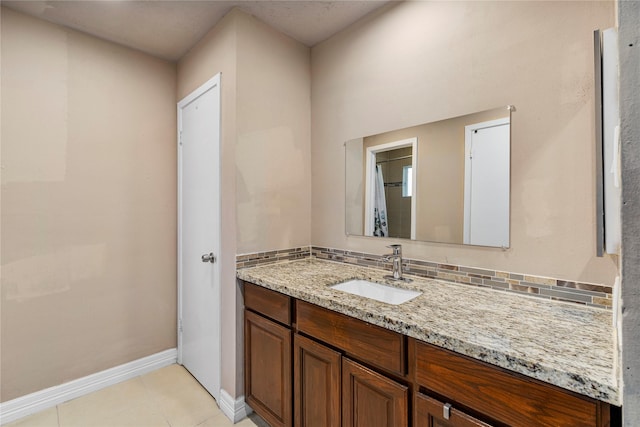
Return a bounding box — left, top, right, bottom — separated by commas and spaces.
239, 259, 618, 427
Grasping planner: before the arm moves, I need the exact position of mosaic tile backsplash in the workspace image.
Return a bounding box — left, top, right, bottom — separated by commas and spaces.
236, 246, 613, 309
236, 246, 310, 268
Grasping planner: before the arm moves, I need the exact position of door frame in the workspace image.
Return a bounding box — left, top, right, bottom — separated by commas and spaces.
463, 117, 510, 246
364, 138, 418, 239
176, 73, 222, 400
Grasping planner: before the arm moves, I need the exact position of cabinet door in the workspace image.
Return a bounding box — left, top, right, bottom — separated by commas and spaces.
294, 334, 341, 427
415, 393, 492, 427
342, 358, 408, 427
245, 310, 292, 427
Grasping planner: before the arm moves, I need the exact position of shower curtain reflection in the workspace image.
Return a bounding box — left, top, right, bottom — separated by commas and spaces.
375, 148, 413, 239
373, 164, 388, 236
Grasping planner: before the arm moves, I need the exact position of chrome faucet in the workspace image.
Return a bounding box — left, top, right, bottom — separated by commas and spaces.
382, 244, 411, 282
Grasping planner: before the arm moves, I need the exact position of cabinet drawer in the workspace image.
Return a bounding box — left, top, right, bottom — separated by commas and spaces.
296, 301, 405, 375
415, 392, 492, 427
244, 281, 291, 325
414, 341, 600, 427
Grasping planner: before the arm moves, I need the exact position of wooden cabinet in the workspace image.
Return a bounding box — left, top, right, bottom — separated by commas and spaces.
243, 280, 612, 427
415, 393, 491, 427
293, 331, 409, 427
412, 340, 610, 427
244, 311, 292, 427
342, 358, 408, 427
244, 283, 293, 427
293, 302, 408, 427
244, 281, 408, 427
293, 334, 341, 427
245, 282, 292, 325
296, 301, 405, 376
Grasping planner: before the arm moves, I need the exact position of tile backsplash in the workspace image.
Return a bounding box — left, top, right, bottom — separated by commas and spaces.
236, 246, 613, 309
236, 246, 310, 268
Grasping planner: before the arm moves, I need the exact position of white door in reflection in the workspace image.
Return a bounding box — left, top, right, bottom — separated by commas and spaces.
463, 118, 510, 247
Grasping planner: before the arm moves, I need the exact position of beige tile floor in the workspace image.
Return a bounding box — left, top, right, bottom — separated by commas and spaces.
5, 365, 265, 427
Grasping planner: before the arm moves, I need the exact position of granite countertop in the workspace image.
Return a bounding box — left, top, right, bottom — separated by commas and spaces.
237, 258, 619, 405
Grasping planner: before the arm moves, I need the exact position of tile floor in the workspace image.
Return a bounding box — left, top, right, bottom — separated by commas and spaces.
5, 365, 265, 427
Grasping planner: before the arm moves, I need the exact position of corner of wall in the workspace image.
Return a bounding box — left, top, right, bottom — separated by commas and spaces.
619, 0, 640, 423
219, 389, 252, 424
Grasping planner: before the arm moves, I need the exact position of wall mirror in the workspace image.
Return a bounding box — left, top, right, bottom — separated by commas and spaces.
345, 106, 513, 248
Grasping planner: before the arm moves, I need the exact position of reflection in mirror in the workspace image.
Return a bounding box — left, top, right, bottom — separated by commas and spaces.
345, 106, 512, 248
365, 139, 417, 239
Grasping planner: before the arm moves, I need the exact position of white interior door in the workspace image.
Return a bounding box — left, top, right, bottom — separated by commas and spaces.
177, 74, 221, 400
463, 119, 510, 247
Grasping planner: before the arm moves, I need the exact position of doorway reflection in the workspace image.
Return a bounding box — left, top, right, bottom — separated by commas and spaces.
375, 147, 413, 239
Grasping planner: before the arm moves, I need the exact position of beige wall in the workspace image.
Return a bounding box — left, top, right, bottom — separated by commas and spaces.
236, 13, 311, 255
177, 9, 240, 397
235, 13, 310, 394
311, 1, 619, 286
177, 8, 310, 396
1, 8, 177, 401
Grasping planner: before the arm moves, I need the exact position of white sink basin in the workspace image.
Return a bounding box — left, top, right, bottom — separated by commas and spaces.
330, 279, 421, 305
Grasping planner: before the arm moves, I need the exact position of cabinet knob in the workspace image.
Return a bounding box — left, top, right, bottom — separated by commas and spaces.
443, 403, 452, 420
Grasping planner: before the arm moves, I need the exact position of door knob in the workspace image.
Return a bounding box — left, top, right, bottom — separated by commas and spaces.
201, 253, 216, 263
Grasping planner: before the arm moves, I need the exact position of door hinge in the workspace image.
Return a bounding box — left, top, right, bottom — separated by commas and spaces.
179, 131, 183, 146
178, 318, 183, 333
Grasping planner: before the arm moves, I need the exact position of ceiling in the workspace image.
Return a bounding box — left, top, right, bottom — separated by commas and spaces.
2, 0, 395, 61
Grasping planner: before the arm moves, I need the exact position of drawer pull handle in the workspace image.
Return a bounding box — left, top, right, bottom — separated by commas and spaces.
443, 403, 452, 420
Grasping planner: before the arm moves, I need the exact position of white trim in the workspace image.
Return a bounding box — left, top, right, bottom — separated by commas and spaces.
364, 137, 418, 239
463, 117, 511, 246
0, 349, 177, 425
177, 74, 221, 110
177, 92, 183, 364
219, 389, 253, 423
176, 73, 222, 401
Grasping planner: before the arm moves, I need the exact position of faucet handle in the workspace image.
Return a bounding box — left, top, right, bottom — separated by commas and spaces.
386, 244, 402, 255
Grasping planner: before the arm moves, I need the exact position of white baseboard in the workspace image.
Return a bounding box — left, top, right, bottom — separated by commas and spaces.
219, 389, 252, 423
0, 348, 177, 425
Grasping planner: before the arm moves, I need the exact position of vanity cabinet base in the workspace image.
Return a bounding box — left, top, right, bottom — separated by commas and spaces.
242, 280, 613, 427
